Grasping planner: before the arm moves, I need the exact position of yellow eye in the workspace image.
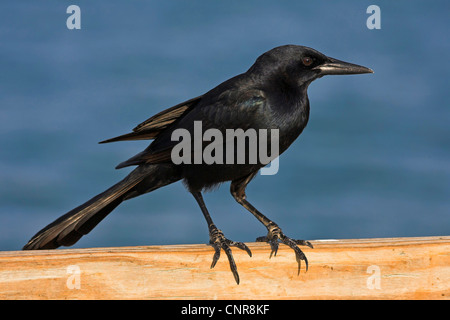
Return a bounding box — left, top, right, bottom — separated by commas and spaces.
302, 56, 313, 66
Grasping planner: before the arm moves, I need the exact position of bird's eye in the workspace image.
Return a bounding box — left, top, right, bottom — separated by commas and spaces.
302, 56, 313, 66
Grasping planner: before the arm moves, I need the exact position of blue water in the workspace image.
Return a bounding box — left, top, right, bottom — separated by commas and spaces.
0, 1, 449, 251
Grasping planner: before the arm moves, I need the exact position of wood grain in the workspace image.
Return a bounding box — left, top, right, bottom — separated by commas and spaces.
0, 236, 448, 299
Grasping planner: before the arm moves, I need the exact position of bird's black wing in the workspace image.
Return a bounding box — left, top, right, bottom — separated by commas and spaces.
115, 83, 268, 169
99, 96, 202, 143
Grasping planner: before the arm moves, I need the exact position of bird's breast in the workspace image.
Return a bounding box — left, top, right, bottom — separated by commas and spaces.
265, 95, 310, 155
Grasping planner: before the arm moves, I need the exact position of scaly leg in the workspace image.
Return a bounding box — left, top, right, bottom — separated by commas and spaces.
191, 191, 252, 284
230, 172, 313, 274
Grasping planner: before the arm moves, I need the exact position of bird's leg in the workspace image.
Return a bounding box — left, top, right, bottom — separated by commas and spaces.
230, 173, 313, 274
191, 191, 251, 284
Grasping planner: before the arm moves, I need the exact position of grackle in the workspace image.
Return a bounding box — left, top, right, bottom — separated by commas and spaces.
23, 45, 373, 284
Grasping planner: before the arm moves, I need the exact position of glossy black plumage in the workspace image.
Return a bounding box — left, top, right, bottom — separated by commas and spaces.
23, 45, 372, 284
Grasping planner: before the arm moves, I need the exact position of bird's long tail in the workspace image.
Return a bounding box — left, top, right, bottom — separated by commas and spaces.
23, 164, 181, 250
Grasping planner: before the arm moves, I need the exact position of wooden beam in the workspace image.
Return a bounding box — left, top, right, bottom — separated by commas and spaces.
0, 236, 448, 299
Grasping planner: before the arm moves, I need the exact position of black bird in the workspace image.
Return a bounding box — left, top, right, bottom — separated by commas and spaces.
23, 45, 373, 284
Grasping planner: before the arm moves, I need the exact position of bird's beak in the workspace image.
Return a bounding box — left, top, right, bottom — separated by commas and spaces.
314, 57, 374, 75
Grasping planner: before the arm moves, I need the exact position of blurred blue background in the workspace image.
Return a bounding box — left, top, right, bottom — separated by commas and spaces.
0, 1, 448, 251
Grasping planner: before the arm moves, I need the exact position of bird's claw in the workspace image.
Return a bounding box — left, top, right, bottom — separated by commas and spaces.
209, 225, 252, 285
256, 223, 312, 274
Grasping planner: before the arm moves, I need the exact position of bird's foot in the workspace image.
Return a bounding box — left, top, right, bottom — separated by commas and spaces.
208, 224, 252, 284
256, 222, 313, 274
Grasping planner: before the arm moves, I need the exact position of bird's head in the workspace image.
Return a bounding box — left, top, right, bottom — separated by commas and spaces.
249, 45, 373, 88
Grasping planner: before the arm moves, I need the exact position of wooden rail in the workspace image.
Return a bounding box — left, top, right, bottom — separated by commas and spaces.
0, 236, 448, 299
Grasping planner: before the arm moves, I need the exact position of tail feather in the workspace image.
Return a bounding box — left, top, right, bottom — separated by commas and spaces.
23, 164, 180, 250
